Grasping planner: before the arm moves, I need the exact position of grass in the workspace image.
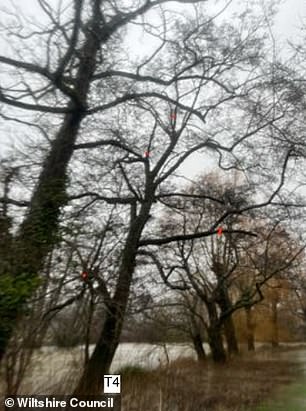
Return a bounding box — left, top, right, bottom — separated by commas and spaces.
1, 345, 304, 410
255, 379, 306, 411
121, 353, 302, 411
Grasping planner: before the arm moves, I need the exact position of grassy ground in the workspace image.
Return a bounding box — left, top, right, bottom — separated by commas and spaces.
1, 346, 304, 410
120, 351, 302, 411
255, 382, 306, 411
254, 357, 306, 411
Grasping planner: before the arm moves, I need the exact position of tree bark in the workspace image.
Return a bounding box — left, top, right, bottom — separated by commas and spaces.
206, 302, 226, 363
0, 212, 14, 361
0, 108, 86, 362
207, 325, 226, 363
223, 316, 239, 356
0, 3, 103, 363
271, 299, 279, 348
73, 200, 152, 394
191, 333, 206, 362
245, 307, 255, 351
217, 287, 239, 356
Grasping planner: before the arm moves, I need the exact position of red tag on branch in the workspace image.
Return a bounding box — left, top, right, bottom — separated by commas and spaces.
81, 271, 88, 280
144, 151, 150, 158
217, 227, 223, 236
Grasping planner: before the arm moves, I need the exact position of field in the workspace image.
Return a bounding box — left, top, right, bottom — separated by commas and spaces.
1, 344, 306, 410
121, 348, 304, 411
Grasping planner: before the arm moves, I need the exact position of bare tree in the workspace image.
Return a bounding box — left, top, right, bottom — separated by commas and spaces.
0, 0, 301, 393
145, 174, 305, 362
0, 0, 216, 363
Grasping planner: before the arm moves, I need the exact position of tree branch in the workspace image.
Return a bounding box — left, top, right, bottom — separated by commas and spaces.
139, 229, 257, 247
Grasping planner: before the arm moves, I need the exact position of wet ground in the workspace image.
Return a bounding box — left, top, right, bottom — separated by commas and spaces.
255, 349, 306, 411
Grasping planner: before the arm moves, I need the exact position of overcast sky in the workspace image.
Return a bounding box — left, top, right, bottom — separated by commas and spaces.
1, 0, 306, 175
178, 0, 306, 178
276, 0, 306, 40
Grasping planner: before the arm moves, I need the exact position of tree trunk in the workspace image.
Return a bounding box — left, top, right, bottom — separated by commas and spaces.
217, 287, 239, 356
0, 4, 103, 363
245, 307, 255, 351
223, 316, 239, 356
192, 333, 206, 362
73, 303, 122, 395
271, 299, 279, 348
0, 109, 84, 363
206, 302, 226, 363
0, 199, 15, 361
74, 201, 152, 394
207, 326, 226, 363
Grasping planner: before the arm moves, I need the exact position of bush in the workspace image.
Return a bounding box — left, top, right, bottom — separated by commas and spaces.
117, 365, 148, 378
51, 309, 85, 347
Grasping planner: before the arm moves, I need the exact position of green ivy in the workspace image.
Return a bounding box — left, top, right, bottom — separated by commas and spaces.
0, 273, 41, 314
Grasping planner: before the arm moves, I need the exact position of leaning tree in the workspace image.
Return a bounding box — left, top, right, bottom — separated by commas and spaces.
0, 0, 301, 393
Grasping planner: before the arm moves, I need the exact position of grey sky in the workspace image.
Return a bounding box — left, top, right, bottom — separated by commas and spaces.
178, 0, 306, 179
0, 0, 306, 178
276, 0, 306, 40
